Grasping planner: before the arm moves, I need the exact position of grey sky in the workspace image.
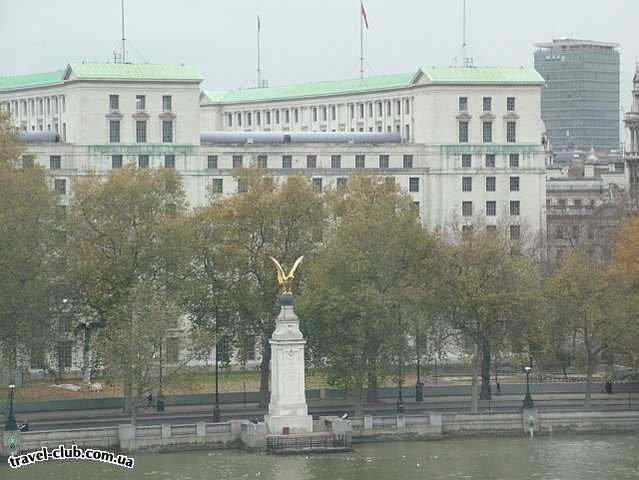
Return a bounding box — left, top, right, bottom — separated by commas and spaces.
1, 0, 638, 108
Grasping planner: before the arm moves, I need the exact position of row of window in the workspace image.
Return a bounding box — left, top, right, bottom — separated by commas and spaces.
462, 224, 521, 240
461, 200, 522, 217
109, 94, 172, 112
461, 153, 521, 169
109, 119, 173, 143
552, 223, 598, 241
46, 152, 523, 171
204, 154, 416, 170
462, 176, 520, 192
459, 96, 516, 113
227, 98, 412, 128
459, 120, 517, 143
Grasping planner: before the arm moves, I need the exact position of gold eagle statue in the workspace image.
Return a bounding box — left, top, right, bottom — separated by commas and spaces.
269, 256, 304, 294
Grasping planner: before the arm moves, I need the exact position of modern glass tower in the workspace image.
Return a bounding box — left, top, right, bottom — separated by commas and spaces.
534, 39, 620, 157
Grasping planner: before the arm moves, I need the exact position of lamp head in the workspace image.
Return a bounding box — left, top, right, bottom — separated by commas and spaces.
9, 384, 15, 389
522, 366, 532, 374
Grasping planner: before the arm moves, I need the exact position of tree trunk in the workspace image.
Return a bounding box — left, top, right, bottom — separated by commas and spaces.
82, 330, 93, 384
585, 352, 593, 409
366, 359, 378, 402
470, 342, 480, 413
353, 383, 365, 417
258, 337, 271, 408
480, 335, 492, 400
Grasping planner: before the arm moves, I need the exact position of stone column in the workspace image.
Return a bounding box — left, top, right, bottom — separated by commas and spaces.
264, 293, 313, 434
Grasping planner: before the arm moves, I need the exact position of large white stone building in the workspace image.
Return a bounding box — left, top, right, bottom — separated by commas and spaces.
0, 62, 549, 373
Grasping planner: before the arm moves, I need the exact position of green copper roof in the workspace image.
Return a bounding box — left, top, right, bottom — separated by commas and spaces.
67, 63, 203, 82
420, 67, 544, 84
207, 72, 415, 104
204, 90, 230, 103
0, 70, 64, 91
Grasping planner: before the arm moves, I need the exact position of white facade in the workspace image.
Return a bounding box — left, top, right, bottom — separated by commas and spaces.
1, 62, 549, 372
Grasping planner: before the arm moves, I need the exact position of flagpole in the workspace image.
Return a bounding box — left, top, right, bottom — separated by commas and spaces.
360, 2, 364, 79
257, 15, 262, 88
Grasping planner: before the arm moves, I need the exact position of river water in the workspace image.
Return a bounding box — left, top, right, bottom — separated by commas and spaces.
5, 434, 639, 480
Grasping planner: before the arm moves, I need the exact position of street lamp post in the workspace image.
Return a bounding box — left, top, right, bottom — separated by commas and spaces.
156, 343, 165, 412
522, 366, 535, 409
415, 327, 424, 402
5, 384, 18, 431
212, 305, 221, 423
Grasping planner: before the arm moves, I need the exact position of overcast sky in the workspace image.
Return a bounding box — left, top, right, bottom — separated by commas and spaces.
2, 0, 638, 107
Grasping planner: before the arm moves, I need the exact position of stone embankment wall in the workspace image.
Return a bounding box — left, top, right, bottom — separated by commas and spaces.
2, 410, 639, 455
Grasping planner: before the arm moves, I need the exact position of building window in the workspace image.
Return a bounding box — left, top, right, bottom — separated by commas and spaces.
486, 176, 496, 192
237, 113, 242, 127
571, 224, 580, 239
482, 121, 493, 143
336, 177, 347, 189
461, 154, 471, 168
164, 155, 175, 168
312, 177, 323, 193
506, 121, 516, 143
483, 97, 492, 112
587, 225, 595, 240
331, 155, 341, 169
275, 110, 280, 124
306, 155, 317, 168
510, 176, 520, 192
462, 225, 473, 239
30, 347, 45, 370
109, 120, 120, 143
264, 111, 270, 124
459, 97, 468, 112
50, 155, 61, 170
136, 95, 146, 111
162, 121, 173, 143
247, 112, 252, 126
136, 121, 147, 143
212, 178, 223, 194
256, 111, 261, 126
459, 121, 469, 143
162, 95, 172, 112
54, 178, 66, 195
282, 155, 292, 169
405, 99, 410, 114
378, 102, 383, 117
251, 154, 265, 169
485, 154, 496, 168
486, 201, 496, 216
462, 176, 472, 192
462, 201, 473, 217
233, 155, 243, 169
510, 225, 521, 241
321, 107, 327, 122
403, 154, 414, 169
510, 200, 520, 216
55, 342, 73, 368
112, 155, 123, 169
379, 154, 389, 168
330, 106, 335, 121
237, 178, 248, 193
22, 155, 34, 168
227, 113, 233, 127
207, 155, 218, 169
405, 124, 410, 140
285, 109, 291, 123
386, 101, 391, 116
355, 155, 365, 169
558, 198, 566, 208
358, 104, 364, 119
507, 97, 516, 112
409, 177, 419, 192
109, 94, 119, 111
555, 225, 564, 239
509, 154, 519, 168
312, 107, 318, 122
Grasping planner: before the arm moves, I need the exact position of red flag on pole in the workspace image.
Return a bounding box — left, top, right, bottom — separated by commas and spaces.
361, 1, 369, 29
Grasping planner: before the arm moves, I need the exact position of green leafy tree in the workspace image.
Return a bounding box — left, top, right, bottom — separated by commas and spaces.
188, 169, 326, 407
65, 166, 192, 419
0, 112, 62, 379
298, 175, 440, 413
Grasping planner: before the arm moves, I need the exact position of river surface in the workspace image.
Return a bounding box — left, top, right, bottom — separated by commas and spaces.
5, 434, 639, 480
